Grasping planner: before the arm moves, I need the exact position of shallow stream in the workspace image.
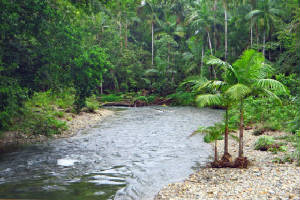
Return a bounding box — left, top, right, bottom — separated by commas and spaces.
0, 106, 222, 200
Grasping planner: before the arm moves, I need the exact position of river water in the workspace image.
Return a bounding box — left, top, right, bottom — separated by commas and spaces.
0, 106, 222, 200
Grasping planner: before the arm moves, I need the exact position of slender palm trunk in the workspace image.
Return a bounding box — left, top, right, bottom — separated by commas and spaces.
213, 0, 217, 54
100, 73, 103, 95
207, 31, 213, 56
256, 23, 259, 45
263, 30, 266, 57
223, 1, 228, 60
167, 43, 170, 69
250, 17, 253, 48
111, 70, 119, 92
151, 21, 154, 66
207, 31, 217, 80
119, 21, 123, 51
200, 45, 204, 76
214, 140, 218, 162
239, 99, 244, 158
125, 19, 128, 49
224, 107, 229, 154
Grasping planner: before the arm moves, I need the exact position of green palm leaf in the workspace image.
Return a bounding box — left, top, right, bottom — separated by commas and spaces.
254, 79, 287, 93
225, 84, 251, 101
261, 88, 282, 104
196, 94, 222, 107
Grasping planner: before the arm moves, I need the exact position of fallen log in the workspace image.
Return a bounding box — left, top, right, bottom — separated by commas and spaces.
101, 102, 132, 107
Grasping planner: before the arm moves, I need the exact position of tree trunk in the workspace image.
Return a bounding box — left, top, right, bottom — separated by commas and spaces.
111, 70, 119, 92
224, 107, 229, 154
125, 19, 128, 49
256, 23, 259, 45
223, 0, 228, 61
250, 17, 253, 48
207, 31, 213, 56
213, 0, 217, 54
100, 73, 103, 95
200, 45, 204, 76
239, 99, 244, 158
151, 21, 154, 66
214, 140, 218, 162
263, 30, 266, 57
207, 31, 217, 80
119, 21, 123, 51
168, 43, 170, 69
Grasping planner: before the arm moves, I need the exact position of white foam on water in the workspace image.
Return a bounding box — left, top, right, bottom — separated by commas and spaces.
57, 159, 79, 167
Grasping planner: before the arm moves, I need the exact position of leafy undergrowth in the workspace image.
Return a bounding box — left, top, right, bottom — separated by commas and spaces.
98, 92, 162, 105
7, 89, 101, 137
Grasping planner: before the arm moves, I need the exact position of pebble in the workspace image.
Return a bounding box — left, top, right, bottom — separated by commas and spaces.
155, 130, 300, 200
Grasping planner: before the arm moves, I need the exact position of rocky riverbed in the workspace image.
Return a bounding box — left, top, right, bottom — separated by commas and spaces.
155, 130, 300, 200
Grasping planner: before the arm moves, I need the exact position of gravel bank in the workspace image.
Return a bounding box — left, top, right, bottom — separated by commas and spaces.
155, 130, 300, 200
0, 109, 114, 152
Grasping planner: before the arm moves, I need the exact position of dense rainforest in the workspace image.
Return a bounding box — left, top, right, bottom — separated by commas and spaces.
0, 0, 299, 161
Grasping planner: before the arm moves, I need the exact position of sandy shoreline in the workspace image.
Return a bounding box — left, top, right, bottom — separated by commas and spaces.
0, 108, 114, 153
155, 130, 300, 200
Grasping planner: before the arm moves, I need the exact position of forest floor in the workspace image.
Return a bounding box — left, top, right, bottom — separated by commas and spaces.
155, 129, 300, 200
0, 108, 114, 153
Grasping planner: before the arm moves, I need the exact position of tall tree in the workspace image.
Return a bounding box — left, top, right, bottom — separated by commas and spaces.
246, 0, 281, 57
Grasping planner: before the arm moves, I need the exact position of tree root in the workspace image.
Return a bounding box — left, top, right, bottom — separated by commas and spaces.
211, 155, 249, 168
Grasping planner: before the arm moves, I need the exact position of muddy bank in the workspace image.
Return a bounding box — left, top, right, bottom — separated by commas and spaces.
155, 130, 300, 200
0, 109, 114, 153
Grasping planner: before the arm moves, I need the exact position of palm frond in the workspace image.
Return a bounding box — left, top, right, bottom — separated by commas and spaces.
190, 126, 208, 137
261, 88, 282, 105
144, 68, 159, 76
225, 84, 251, 100
254, 79, 287, 93
246, 10, 263, 19
196, 93, 222, 108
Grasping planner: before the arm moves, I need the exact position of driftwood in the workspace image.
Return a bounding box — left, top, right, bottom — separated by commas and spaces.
101, 97, 174, 107
101, 102, 132, 107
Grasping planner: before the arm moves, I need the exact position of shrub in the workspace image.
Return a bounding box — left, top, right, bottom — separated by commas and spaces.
167, 91, 195, 106
21, 113, 67, 136
86, 102, 98, 113
147, 95, 158, 103
53, 111, 64, 118
134, 96, 148, 102
0, 78, 27, 130
254, 136, 275, 151
295, 130, 300, 165
99, 94, 123, 102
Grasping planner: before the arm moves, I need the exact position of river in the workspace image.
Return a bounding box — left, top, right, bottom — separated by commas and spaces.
0, 106, 223, 200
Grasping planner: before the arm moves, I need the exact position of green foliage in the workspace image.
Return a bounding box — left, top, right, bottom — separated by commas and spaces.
254, 135, 287, 153
193, 123, 224, 143
228, 96, 297, 132
0, 77, 27, 130
167, 91, 195, 106
99, 94, 123, 102
204, 133, 223, 143
72, 46, 111, 112
268, 145, 287, 154
295, 130, 300, 165
86, 96, 100, 113
20, 113, 67, 136
254, 136, 275, 151
0, 0, 299, 144
134, 96, 148, 102
272, 154, 295, 164
26, 89, 74, 112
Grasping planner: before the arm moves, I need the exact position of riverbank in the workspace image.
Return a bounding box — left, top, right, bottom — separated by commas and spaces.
0, 108, 114, 153
155, 129, 300, 200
